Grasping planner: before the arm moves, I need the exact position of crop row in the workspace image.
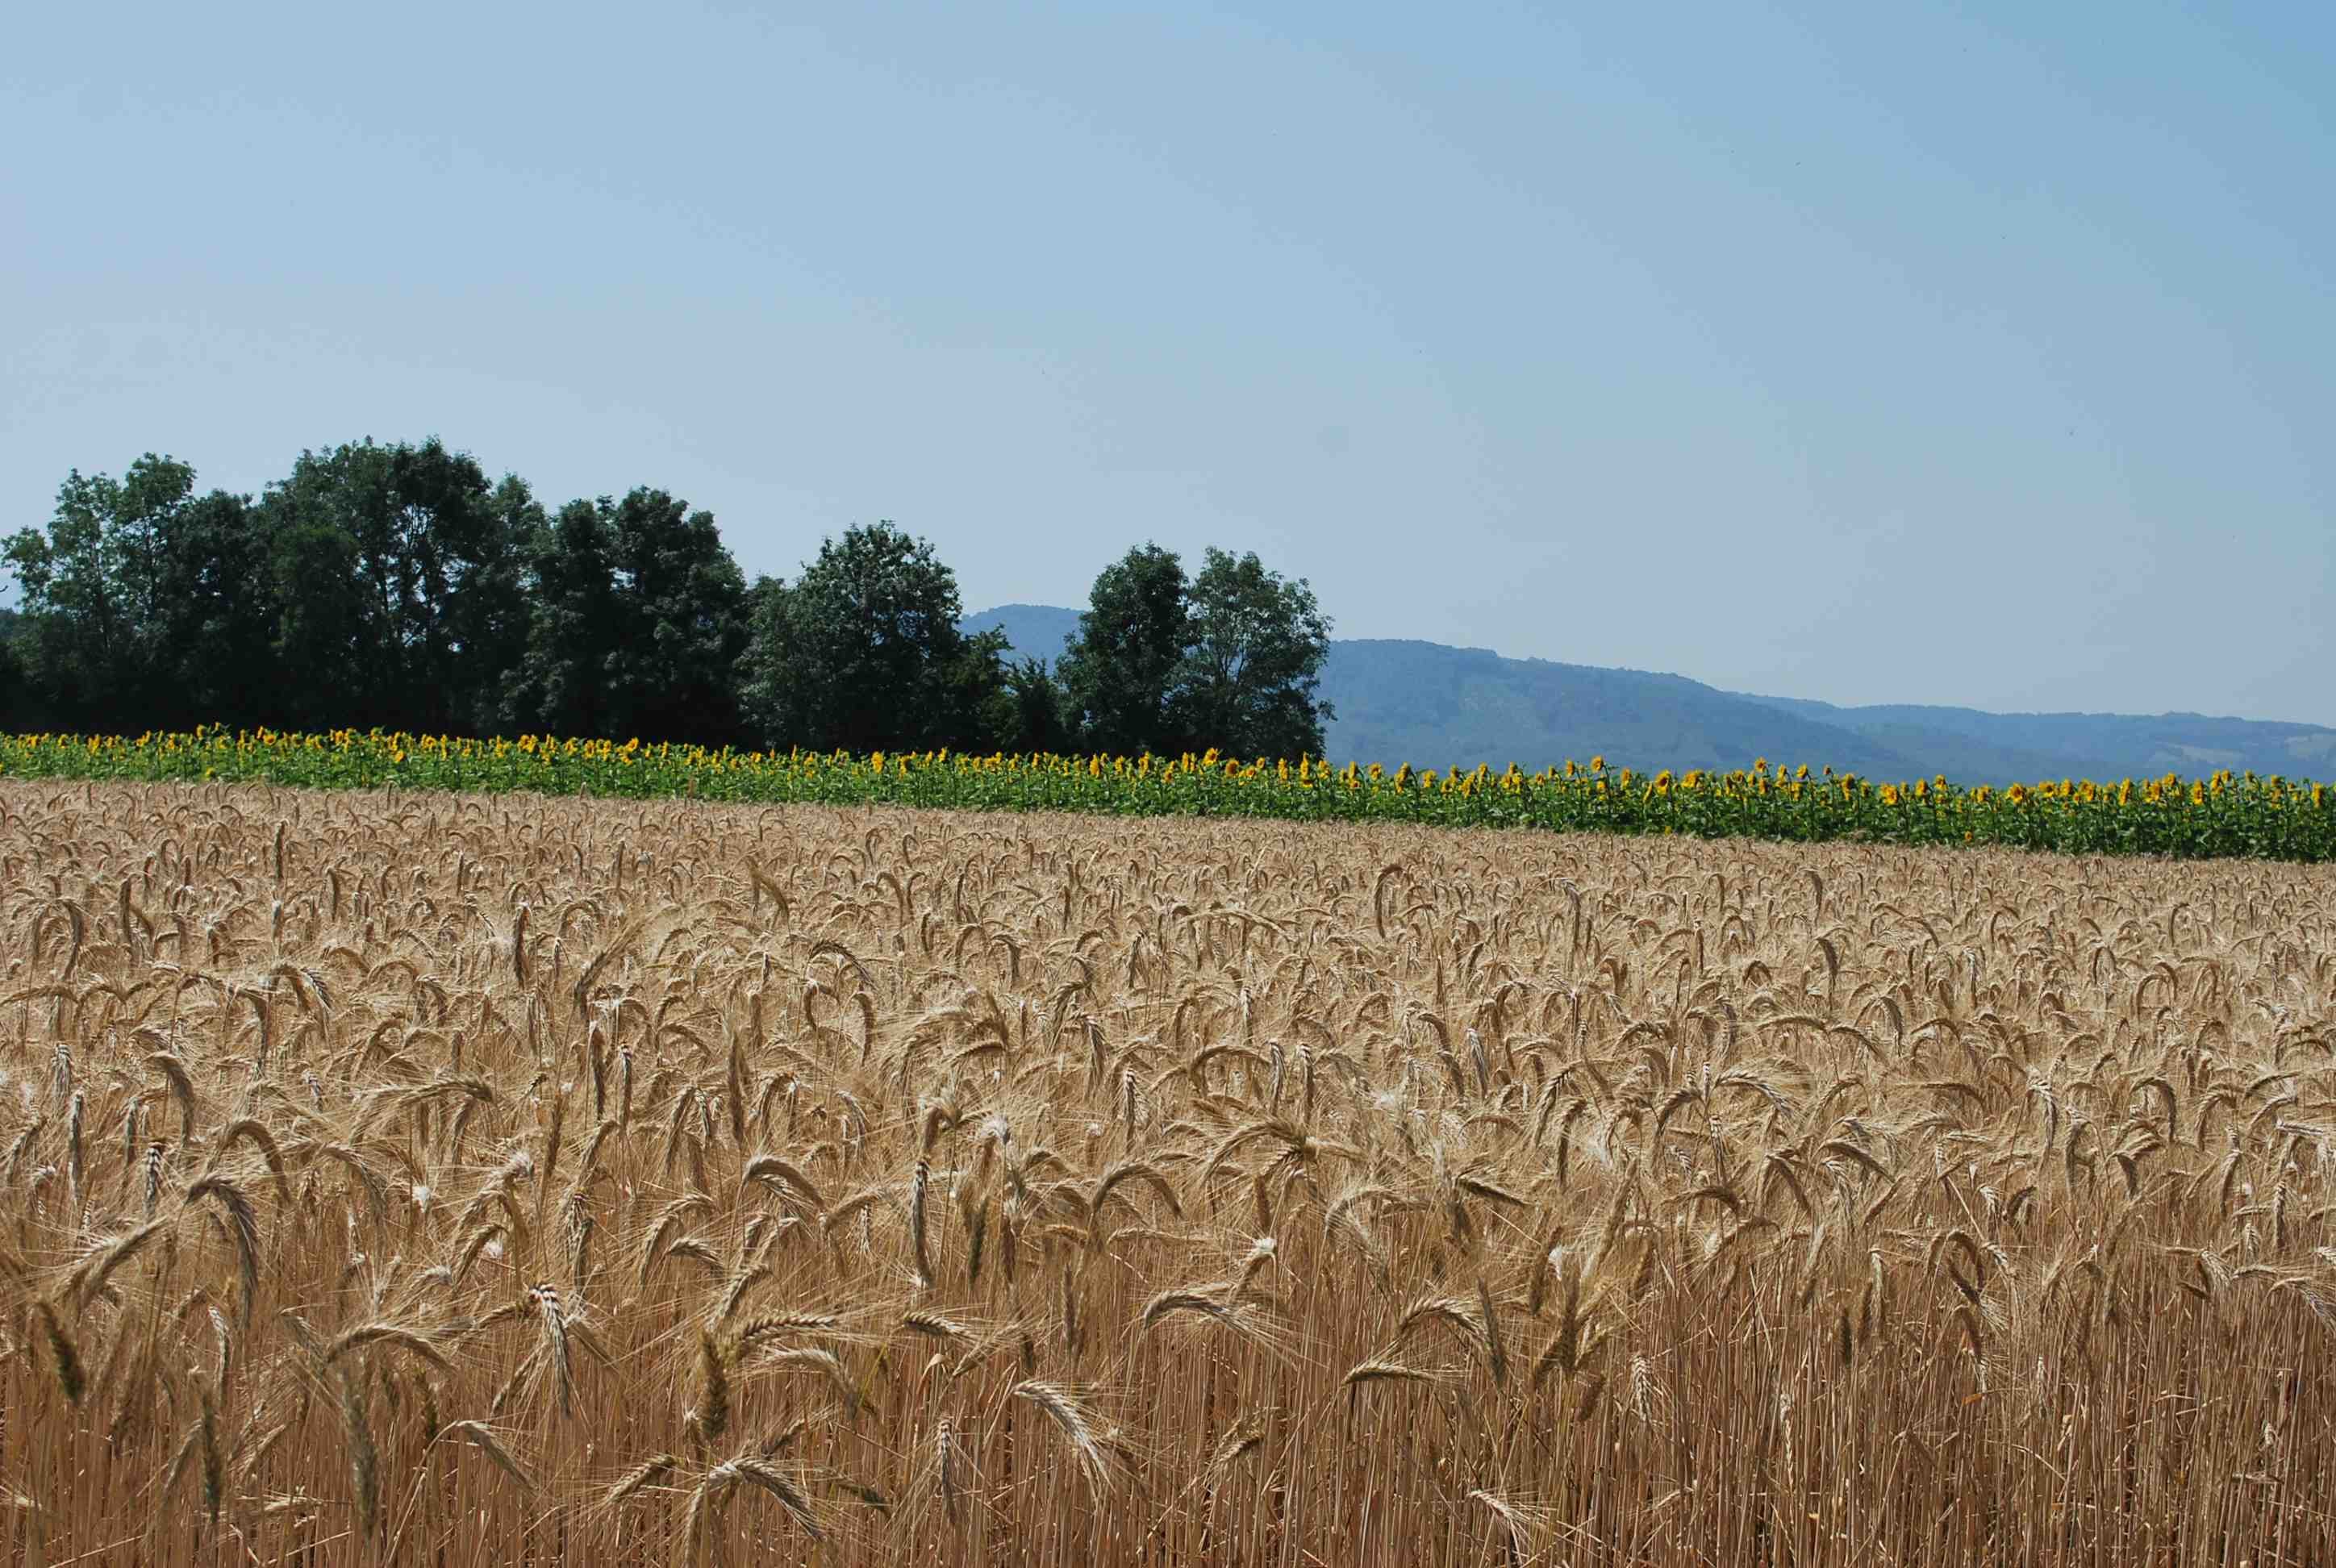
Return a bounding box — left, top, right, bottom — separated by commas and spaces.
3, 727, 2330, 861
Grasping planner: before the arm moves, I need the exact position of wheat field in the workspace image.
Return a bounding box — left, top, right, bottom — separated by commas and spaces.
1, 780, 2331, 1566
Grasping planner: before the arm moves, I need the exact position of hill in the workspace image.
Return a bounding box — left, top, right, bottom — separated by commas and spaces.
963, 605, 2336, 782
1316, 640, 1924, 778
964, 603, 1083, 670
1729, 694, 2336, 783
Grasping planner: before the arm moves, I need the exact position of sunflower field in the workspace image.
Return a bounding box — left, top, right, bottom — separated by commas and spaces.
2, 727, 2329, 861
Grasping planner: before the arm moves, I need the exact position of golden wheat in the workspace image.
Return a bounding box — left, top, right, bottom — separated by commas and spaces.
0, 779, 2330, 1564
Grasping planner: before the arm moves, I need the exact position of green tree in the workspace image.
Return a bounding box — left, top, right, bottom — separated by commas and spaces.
502, 499, 617, 739
1057, 544, 1192, 755
440, 476, 541, 735
599, 487, 750, 744
503, 488, 749, 744
265, 509, 370, 732
0, 610, 26, 730
740, 522, 1007, 753
257, 438, 525, 732
153, 488, 280, 729
999, 657, 1072, 753
738, 573, 788, 738
3, 455, 198, 726
1170, 548, 1334, 760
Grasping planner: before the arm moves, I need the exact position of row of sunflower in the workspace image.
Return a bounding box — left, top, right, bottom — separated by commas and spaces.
1, 729, 2329, 861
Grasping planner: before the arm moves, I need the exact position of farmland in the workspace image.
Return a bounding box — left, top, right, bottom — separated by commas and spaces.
2, 778, 2334, 1565
5, 727, 2335, 861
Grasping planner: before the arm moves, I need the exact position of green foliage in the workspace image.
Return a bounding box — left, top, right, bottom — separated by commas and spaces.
0, 443, 758, 747
1000, 657, 1073, 754
257, 437, 523, 733
502, 489, 749, 745
502, 498, 620, 740
3, 455, 199, 726
1058, 544, 1191, 754
15, 439, 2330, 791
1173, 547, 1333, 760
0, 618, 23, 727
155, 489, 279, 729
262, 514, 368, 731
6, 732, 2329, 864
1058, 544, 1333, 758
740, 522, 1010, 753
0, 437, 1299, 773
449, 477, 542, 734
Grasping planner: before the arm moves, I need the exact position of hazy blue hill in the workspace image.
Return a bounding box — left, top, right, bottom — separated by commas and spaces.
1804, 720, 2118, 785
1316, 640, 1922, 776
1734, 694, 2336, 782
966, 606, 1915, 774
963, 604, 2336, 782
964, 603, 1083, 669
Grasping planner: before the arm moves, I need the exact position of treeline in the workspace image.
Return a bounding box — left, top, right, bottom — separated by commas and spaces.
0, 439, 1333, 756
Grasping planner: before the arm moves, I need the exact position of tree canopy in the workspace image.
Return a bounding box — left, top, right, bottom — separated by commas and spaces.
503, 489, 750, 745
257, 438, 520, 733
2, 441, 1336, 761
4, 455, 199, 727
1173, 547, 1334, 760
1059, 543, 1333, 758
740, 521, 1047, 754
1058, 544, 1191, 756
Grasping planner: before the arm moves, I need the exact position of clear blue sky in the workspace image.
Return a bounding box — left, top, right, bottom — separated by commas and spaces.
6, 2, 2330, 722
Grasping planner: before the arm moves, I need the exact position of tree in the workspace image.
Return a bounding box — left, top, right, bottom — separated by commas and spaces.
428, 474, 540, 736
153, 487, 280, 729
599, 487, 750, 744
0, 611, 26, 731
264, 507, 371, 732
1170, 548, 1334, 760
257, 437, 525, 732
999, 657, 1072, 753
737, 574, 790, 743
3, 455, 198, 727
1058, 543, 1334, 759
5, 457, 325, 735
502, 489, 749, 744
1057, 544, 1192, 755
501, 499, 615, 739
740, 522, 1007, 753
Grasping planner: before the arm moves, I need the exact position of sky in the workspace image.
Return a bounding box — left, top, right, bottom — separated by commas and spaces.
5, 2, 2331, 723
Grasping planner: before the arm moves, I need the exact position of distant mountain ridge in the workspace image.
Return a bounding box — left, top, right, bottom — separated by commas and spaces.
963, 603, 2336, 783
